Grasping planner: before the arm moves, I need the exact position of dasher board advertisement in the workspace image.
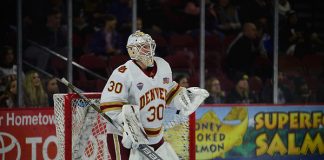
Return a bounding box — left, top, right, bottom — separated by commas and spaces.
195, 105, 324, 160
0, 108, 57, 160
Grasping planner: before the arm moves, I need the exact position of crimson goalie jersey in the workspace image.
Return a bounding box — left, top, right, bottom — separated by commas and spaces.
100, 57, 181, 145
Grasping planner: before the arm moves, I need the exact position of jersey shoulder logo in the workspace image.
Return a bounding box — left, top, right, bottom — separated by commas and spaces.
118, 65, 127, 73
163, 77, 170, 84
137, 82, 144, 90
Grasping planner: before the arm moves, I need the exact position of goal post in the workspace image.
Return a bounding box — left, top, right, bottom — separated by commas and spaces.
54, 93, 196, 160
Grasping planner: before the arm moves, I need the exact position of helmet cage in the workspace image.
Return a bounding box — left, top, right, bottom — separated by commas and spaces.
126, 31, 156, 67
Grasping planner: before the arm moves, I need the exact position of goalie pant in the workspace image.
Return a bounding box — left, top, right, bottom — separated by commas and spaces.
107, 134, 178, 160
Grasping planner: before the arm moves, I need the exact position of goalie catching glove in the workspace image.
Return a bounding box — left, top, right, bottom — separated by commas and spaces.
172, 87, 209, 116
121, 105, 149, 149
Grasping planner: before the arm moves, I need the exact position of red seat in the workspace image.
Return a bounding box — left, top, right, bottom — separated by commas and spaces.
223, 34, 237, 53
96, 79, 106, 91
205, 50, 222, 71
204, 35, 223, 51
278, 55, 303, 72
169, 34, 195, 50
301, 54, 323, 76
248, 76, 263, 94
80, 53, 107, 68
217, 74, 234, 94
164, 52, 193, 74
151, 34, 167, 48
78, 53, 108, 80
75, 79, 98, 92
189, 72, 200, 87
50, 57, 66, 77
74, 79, 106, 92
108, 55, 129, 71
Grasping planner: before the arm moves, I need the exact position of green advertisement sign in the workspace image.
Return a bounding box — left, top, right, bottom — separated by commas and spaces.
195, 105, 324, 160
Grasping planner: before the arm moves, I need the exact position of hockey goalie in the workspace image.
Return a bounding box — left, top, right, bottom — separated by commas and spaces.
99, 30, 209, 160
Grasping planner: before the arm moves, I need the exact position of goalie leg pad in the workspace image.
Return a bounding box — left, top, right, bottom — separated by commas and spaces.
129, 146, 156, 160
121, 105, 149, 149
155, 142, 179, 160
129, 142, 179, 160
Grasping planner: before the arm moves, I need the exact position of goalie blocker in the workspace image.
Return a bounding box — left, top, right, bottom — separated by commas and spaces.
172, 87, 209, 116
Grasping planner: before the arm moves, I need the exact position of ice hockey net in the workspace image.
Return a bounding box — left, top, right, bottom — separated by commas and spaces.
54, 93, 195, 160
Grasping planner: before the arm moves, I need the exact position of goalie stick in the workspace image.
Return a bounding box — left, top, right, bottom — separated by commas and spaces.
60, 78, 163, 160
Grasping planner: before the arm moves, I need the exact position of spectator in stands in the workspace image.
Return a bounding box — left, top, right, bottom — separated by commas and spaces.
278, 0, 291, 20
119, 17, 145, 55
0, 46, 24, 93
45, 77, 60, 106
135, 17, 143, 31
293, 77, 316, 103
279, 10, 323, 57
73, 9, 95, 59
182, 1, 200, 32
239, 0, 273, 24
254, 17, 273, 80
89, 14, 122, 57
256, 16, 273, 59
209, 0, 241, 35
107, 0, 132, 28
226, 74, 258, 103
0, 79, 19, 108
138, 1, 166, 33
205, 77, 225, 104
279, 10, 309, 57
174, 74, 189, 88
23, 71, 48, 107
259, 79, 272, 103
83, 0, 105, 17
317, 72, 324, 102
260, 72, 293, 103
24, 8, 67, 70
225, 22, 259, 79
37, 8, 67, 53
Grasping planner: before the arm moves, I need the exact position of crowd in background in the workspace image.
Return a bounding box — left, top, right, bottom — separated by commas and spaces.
0, 0, 323, 108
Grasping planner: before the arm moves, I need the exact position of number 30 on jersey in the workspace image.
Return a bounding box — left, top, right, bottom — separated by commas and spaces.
147, 104, 164, 122
107, 81, 123, 93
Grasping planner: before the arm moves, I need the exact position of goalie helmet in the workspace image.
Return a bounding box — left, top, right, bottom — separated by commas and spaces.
126, 30, 156, 67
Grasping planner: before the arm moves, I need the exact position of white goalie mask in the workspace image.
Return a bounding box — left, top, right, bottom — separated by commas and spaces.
126, 30, 156, 67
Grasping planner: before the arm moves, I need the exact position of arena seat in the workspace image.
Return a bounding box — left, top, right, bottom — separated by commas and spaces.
108, 55, 129, 71
301, 54, 323, 76
278, 55, 303, 73
164, 51, 193, 74
79, 53, 108, 79
169, 34, 195, 50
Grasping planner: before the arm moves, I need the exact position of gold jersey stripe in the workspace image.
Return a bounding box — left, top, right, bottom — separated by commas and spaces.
144, 126, 162, 131
166, 85, 182, 105
166, 83, 179, 99
144, 127, 162, 137
102, 107, 122, 112
100, 101, 125, 106
113, 134, 121, 160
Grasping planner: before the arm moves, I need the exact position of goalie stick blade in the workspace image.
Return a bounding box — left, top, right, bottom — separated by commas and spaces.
138, 144, 163, 160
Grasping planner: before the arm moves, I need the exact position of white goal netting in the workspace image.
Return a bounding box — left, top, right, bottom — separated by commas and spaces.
54, 93, 195, 160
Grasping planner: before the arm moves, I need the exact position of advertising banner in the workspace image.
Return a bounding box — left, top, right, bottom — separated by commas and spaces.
2, 105, 324, 160
195, 105, 324, 160
0, 108, 57, 160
